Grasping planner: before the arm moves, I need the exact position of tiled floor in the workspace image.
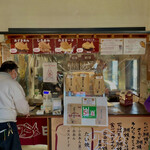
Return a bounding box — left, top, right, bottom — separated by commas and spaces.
22, 145, 47, 150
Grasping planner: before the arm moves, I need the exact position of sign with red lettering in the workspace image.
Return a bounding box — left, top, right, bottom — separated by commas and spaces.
55, 39, 77, 54
77, 38, 99, 53
17, 118, 47, 145
33, 39, 55, 54
10, 39, 33, 54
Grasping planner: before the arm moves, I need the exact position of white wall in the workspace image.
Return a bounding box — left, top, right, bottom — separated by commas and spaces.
0, 0, 149, 31
147, 0, 150, 30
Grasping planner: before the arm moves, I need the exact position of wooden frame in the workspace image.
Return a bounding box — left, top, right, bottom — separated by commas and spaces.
4, 33, 148, 43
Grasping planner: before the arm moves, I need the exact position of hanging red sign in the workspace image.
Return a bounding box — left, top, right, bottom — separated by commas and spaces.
33, 39, 55, 54
10, 39, 33, 54
55, 39, 77, 54
17, 118, 47, 145
77, 38, 99, 53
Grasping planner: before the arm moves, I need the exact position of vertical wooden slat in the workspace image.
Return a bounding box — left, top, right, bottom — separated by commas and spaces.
47, 118, 52, 150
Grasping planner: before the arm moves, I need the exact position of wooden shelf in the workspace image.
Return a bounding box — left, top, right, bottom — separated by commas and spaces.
4, 33, 149, 43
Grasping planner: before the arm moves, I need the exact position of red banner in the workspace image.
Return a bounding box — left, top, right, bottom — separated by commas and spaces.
55, 39, 77, 54
10, 39, 33, 54
77, 38, 99, 53
17, 118, 47, 145
33, 39, 55, 54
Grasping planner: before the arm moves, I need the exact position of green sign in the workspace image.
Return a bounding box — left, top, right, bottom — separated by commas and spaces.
82, 106, 97, 118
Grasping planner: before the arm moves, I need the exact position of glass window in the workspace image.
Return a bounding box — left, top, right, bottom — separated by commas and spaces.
103, 60, 118, 90
125, 59, 139, 93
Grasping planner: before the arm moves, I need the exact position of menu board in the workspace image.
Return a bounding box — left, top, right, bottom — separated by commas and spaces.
33, 39, 54, 54
10, 39, 33, 54
55, 39, 77, 54
100, 39, 123, 55
124, 38, 146, 55
52, 117, 150, 150
77, 38, 99, 53
64, 96, 108, 126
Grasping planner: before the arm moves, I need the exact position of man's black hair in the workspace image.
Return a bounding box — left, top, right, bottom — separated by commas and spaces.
0, 61, 18, 72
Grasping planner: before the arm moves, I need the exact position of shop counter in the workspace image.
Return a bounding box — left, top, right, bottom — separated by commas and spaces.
17, 102, 150, 150
108, 102, 150, 115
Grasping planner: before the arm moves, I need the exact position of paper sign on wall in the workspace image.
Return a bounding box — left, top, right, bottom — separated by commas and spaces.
100, 39, 123, 55
124, 38, 146, 55
43, 62, 57, 83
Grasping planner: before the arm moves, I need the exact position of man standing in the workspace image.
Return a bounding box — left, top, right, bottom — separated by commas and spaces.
0, 61, 29, 150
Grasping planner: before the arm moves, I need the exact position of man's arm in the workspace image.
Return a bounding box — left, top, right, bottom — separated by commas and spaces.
11, 82, 29, 115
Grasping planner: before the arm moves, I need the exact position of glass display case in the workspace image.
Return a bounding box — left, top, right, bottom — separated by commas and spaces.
63, 71, 108, 126
1, 44, 142, 104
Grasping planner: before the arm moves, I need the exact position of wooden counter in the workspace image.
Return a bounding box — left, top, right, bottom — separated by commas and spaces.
18, 102, 150, 117
17, 102, 150, 150
108, 102, 150, 116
